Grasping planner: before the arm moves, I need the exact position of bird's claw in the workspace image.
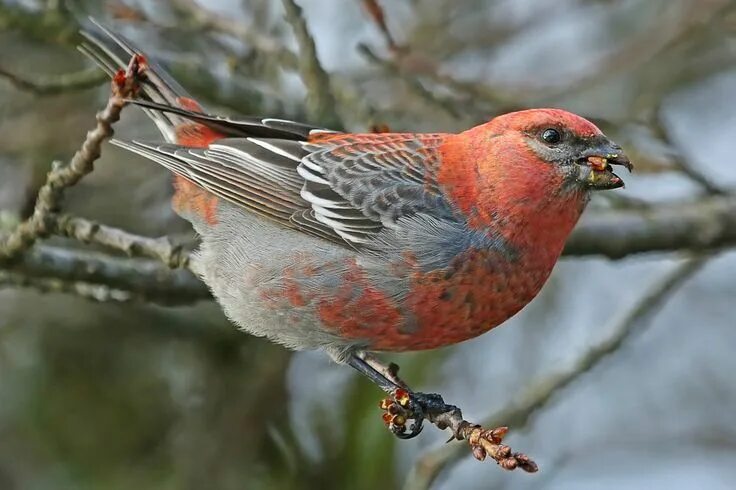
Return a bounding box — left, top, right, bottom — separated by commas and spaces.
379, 388, 425, 439
465, 425, 538, 473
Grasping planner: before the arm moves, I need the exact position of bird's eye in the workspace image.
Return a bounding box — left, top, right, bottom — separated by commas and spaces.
541, 128, 562, 145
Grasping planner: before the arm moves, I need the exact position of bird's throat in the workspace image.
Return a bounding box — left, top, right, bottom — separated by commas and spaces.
493, 191, 587, 265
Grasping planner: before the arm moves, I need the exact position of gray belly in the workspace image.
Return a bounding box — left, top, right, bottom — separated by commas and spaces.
189, 202, 361, 360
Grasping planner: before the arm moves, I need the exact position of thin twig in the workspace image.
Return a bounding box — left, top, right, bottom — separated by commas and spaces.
358, 43, 463, 119
360, 0, 398, 52
169, 0, 298, 69
281, 0, 342, 128
520, 0, 734, 104
649, 110, 726, 195
0, 55, 145, 262
404, 256, 709, 490
0, 66, 105, 95
56, 215, 190, 269
0, 119, 114, 260
356, 0, 514, 116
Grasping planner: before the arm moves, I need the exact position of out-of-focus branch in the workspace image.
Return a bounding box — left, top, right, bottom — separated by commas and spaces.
169, 0, 298, 69
0, 2, 80, 44
0, 269, 134, 303
529, 0, 735, 104
358, 43, 463, 119
0, 66, 105, 95
648, 111, 726, 195
357, 0, 514, 116
7, 244, 208, 305
564, 195, 736, 258
404, 256, 709, 490
360, 0, 399, 52
281, 0, 342, 128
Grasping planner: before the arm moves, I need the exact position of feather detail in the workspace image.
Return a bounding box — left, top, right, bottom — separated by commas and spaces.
112, 118, 457, 249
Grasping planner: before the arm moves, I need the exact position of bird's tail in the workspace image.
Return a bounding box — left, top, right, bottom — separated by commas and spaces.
78, 18, 206, 144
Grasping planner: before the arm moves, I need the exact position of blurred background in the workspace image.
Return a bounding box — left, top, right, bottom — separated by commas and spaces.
1, 0, 735, 489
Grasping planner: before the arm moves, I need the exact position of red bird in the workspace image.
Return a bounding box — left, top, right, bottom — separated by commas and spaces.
81, 23, 631, 464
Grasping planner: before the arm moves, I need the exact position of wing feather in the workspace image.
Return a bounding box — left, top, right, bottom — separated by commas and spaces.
112, 102, 456, 249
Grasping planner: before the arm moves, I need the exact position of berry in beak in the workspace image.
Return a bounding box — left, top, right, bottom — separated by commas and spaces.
578, 143, 633, 190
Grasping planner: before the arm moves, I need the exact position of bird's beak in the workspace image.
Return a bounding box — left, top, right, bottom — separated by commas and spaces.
576, 139, 633, 190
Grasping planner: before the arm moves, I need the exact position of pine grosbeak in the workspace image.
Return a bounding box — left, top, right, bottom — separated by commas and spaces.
81, 22, 631, 469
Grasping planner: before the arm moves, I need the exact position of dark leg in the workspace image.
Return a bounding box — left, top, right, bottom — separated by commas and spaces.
348, 353, 460, 440
347, 354, 399, 394
362, 352, 409, 389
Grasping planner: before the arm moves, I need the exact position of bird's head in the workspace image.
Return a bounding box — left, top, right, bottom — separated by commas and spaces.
439, 108, 633, 249
481, 108, 633, 193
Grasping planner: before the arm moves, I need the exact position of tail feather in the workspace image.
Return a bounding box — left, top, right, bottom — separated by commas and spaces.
79, 19, 335, 144
127, 99, 326, 141
79, 18, 195, 142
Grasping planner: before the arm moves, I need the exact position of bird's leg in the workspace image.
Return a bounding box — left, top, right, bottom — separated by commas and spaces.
348, 353, 400, 394
347, 352, 539, 472
347, 354, 464, 440
360, 352, 409, 389
357, 353, 468, 439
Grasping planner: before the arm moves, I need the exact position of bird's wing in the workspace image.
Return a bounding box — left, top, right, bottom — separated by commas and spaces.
112, 104, 454, 249
297, 133, 455, 245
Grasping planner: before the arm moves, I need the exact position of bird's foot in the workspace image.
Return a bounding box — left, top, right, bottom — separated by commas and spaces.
352, 353, 537, 471
378, 389, 456, 440
378, 389, 538, 472
379, 388, 424, 439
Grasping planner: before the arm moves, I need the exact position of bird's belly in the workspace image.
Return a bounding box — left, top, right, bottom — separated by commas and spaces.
201, 240, 553, 353
191, 204, 360, 354
254, 247, 554, 353
193, 202, 556, 354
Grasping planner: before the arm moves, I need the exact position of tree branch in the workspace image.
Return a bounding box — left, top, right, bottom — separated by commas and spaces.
169, 0, 298, 70
281, 0, 342, 128
403, 255, 709, 490
0, 2, 80, 45
358, 43, 464, 119
648, 109, 726, 195
0, 127, 112, 260
564, 195, 736, 258
7, 243, 208, 305
0, 269, 135, 303
0, 55, 145, 263
0, 52, 196, 305
55, 215, 190, 269
0, 66, 105, 95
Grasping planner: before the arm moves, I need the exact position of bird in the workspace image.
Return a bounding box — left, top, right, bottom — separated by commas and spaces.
79, 21, 631, 465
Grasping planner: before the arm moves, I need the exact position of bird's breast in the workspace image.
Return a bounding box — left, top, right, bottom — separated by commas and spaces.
366, 247, 554, 351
